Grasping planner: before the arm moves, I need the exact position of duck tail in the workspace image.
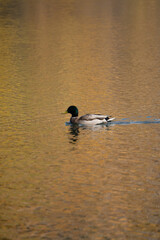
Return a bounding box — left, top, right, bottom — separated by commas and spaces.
105, 116, 110, 121
105, 116, 115, 122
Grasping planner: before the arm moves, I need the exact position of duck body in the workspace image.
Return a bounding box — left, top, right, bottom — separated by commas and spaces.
66, 106, 115, 125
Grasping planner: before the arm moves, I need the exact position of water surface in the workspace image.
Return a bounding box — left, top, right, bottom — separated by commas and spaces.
0, 1, 160, 240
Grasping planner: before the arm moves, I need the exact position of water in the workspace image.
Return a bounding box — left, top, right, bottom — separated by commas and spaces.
0, 1, 160, 239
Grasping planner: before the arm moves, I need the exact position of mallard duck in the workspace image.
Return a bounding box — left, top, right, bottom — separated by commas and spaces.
64, 105, 115, 125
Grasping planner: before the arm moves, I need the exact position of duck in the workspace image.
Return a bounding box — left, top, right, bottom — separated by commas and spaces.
64, 105, 115, 125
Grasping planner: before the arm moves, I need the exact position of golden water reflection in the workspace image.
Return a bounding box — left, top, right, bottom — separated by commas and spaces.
0, 1, 160, 240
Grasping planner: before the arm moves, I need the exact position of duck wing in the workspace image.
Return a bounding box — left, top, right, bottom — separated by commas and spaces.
79, 114, 109, 121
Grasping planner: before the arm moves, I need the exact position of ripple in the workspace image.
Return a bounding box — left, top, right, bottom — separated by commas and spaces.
112, 118, 160, 126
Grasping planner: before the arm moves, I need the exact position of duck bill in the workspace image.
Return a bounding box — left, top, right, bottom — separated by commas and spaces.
61, 110, 68, 114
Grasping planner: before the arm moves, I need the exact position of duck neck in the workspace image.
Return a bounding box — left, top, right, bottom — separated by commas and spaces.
72, 113, 78, 117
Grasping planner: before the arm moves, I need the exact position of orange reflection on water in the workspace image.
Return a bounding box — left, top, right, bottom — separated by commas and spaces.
0, 1, 160, 240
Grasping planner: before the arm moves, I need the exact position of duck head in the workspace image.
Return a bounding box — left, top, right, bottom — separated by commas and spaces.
66, 106, 78, 117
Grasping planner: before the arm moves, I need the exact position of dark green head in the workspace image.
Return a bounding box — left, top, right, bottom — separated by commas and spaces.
67, 105, 78, 117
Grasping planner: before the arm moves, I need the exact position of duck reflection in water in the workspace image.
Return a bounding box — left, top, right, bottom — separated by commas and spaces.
68, 124, 79, 144
67, 122, 111, 144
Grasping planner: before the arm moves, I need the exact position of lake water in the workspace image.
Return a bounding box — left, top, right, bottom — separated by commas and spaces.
0, 1, 160, 240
